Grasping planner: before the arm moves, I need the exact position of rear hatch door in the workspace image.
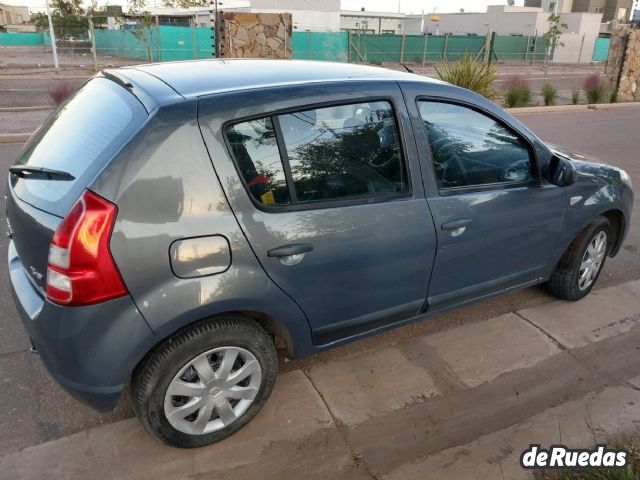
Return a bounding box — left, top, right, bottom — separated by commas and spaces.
7, 77, 148, 290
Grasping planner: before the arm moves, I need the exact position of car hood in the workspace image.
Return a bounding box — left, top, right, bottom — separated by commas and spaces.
547, 143, 631, 189
547, 143, 607, 165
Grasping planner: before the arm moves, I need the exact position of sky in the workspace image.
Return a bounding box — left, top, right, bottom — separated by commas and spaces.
9, 0, 525, 14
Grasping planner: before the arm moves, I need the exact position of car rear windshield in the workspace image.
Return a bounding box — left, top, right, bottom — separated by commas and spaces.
10, 77, 147, 216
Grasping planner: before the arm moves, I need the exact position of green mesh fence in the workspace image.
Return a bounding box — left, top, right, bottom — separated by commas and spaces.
94, 26, 212, 62
0, 28, 556, 65
292, 31, 348, 61
592, 37, 610, 62
0, 31, 44, 45
348, 33, 546, 64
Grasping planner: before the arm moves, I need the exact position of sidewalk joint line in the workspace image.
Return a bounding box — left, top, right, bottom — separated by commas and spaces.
514, 311, 568, 351
515, 312, 640, 393
0, 349, 28, 359
302, 368, 380, 480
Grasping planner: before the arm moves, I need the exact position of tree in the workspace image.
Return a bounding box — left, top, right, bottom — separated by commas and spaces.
543, 13, 568, 73
120, 0, 155, 62
33, 0, 88, 39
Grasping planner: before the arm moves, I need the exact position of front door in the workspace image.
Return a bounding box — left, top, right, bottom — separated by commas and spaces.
407, 96, 566, 309
199, 83, 437, 344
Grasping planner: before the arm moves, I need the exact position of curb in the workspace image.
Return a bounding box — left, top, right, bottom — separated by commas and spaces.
508, 101, 640, 114
0, 133, 31, 143
0, 106, 53, 113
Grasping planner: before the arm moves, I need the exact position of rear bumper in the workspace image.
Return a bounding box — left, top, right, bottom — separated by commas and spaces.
8, 240, 157, 411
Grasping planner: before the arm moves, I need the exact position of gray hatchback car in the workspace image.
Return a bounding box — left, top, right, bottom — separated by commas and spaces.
6, 60, 633, 448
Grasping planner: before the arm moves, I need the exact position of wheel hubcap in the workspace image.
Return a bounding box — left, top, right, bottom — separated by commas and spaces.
578, 231, 607, 291
164, 346, 262, 435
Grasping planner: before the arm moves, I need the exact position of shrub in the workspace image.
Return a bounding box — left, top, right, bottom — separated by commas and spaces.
435, 54, 498, 101
609, 89, 618, 103
571, 88, 580, 105
541, 83, 557, 106
48, 82, 77, 106
583, 73, 605, 104
504, 75, 531, 108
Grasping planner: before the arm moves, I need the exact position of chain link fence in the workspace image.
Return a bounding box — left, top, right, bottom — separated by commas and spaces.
1, 11, 609, 135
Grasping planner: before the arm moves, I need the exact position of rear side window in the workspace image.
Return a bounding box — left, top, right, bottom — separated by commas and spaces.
225, 118, 291, 206
225, 101, 409, 207
12, 78, 146, 212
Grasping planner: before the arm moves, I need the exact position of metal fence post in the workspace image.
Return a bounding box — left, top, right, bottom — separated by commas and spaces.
347, 30, 352, 63
442, 33, 449, 61
400, 33, 405, 63
192, 16, 197, 59
88, 17, 98, 72
421, 33, 428, 66
578, 34, 585, 64
44, 0, 59, 68
483, 31, 491, 63
155, 16, 161, 62
525, 35, 530, 62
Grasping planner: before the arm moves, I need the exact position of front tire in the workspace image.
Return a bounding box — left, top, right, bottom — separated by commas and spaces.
133, 316, 278, 448
546, 216, 611, 301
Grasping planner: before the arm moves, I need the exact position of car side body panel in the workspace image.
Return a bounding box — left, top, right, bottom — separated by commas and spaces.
90, 100, 316, 358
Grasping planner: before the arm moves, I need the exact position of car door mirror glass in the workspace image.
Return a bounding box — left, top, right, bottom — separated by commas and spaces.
545, 155, 577, 187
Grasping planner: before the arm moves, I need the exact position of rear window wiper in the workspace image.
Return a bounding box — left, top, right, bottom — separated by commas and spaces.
9, 166, 75, 181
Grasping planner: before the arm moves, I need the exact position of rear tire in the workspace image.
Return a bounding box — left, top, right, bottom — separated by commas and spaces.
546, 216, 611, 301
133, 316, 277, 448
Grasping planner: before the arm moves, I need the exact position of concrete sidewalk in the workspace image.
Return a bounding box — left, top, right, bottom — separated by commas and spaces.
2, 280, 640, 480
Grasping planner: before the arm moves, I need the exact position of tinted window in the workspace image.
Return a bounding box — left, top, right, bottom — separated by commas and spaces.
12, 78, 146, 209
226, 118, 290, 206
278, 101, 409, 204
418, 102, 533, 190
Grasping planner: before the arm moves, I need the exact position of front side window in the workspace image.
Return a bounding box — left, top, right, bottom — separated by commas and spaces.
278, 101, 408, 204
225, 101, 409, 207
418, 101, 534, 191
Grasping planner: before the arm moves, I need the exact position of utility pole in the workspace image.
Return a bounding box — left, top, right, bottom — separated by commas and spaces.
210, 0, 222, 57
44, 0, 59, 69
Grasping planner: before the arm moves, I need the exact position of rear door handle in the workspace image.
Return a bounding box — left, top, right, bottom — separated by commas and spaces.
441, 218, 472, 231
267, 243, 314, 258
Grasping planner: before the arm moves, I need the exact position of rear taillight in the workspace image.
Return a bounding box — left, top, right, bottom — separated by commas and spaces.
46, 190, 127, 306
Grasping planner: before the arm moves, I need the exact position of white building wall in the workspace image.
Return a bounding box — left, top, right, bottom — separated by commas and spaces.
433, 11, 546, 36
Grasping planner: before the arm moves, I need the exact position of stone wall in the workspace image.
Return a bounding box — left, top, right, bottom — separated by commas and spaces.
217, 12, 292, 59
606, 26, 640, 102
618, 30, 640, 102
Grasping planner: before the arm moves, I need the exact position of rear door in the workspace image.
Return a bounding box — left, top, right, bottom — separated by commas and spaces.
199, 82, 437, 344
7, 77, 147, 291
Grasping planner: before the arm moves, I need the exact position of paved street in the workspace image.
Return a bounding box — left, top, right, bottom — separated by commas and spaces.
0, 105, 638, 478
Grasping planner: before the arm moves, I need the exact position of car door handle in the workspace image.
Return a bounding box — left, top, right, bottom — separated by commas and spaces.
267, 243, 314, 258
441, 218, 472, 231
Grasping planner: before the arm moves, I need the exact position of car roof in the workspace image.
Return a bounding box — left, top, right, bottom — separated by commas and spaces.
116, 59, 442, 99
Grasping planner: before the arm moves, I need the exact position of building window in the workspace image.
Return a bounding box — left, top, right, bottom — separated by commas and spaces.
617, 8, 628, 21
381, 29, 395, 34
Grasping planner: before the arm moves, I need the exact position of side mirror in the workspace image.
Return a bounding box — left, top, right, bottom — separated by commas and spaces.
544, 155, 577, 187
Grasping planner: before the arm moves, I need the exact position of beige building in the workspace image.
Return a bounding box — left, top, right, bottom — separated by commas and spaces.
526, 0, 633, 22
0, 3, 31, 31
